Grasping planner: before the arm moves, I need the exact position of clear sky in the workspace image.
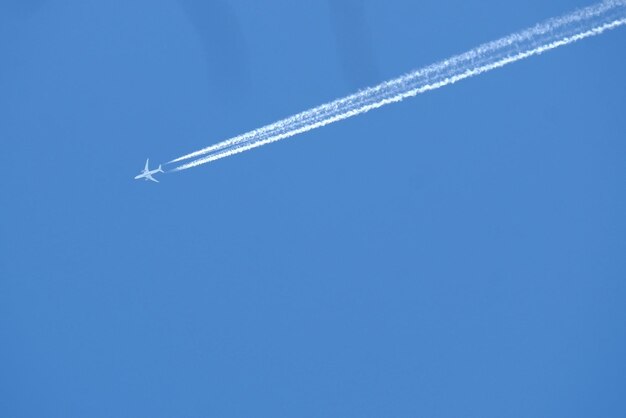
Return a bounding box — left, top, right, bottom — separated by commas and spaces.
1, 0, 625, 417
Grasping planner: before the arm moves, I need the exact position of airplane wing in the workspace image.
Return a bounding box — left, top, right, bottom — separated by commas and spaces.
144, 158, 150, 172
148, 176, 159, 183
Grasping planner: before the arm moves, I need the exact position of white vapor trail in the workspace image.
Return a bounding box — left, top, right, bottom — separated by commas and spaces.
170, 0, 626, 171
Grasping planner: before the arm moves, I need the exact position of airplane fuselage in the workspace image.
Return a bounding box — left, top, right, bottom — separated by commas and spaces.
134, 169, 161, 180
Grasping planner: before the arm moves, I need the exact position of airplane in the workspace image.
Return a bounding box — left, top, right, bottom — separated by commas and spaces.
134, 159, 164, 183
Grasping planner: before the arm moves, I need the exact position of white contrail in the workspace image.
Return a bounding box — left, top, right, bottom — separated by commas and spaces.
170, 0, 626, 171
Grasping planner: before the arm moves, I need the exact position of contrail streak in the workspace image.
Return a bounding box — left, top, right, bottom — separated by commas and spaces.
170, 0, 626, 171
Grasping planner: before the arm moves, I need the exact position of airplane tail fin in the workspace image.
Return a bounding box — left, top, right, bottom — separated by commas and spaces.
158, 164, 164, 173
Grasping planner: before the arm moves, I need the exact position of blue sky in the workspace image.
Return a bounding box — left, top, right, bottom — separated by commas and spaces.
1, 0, 625, 416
